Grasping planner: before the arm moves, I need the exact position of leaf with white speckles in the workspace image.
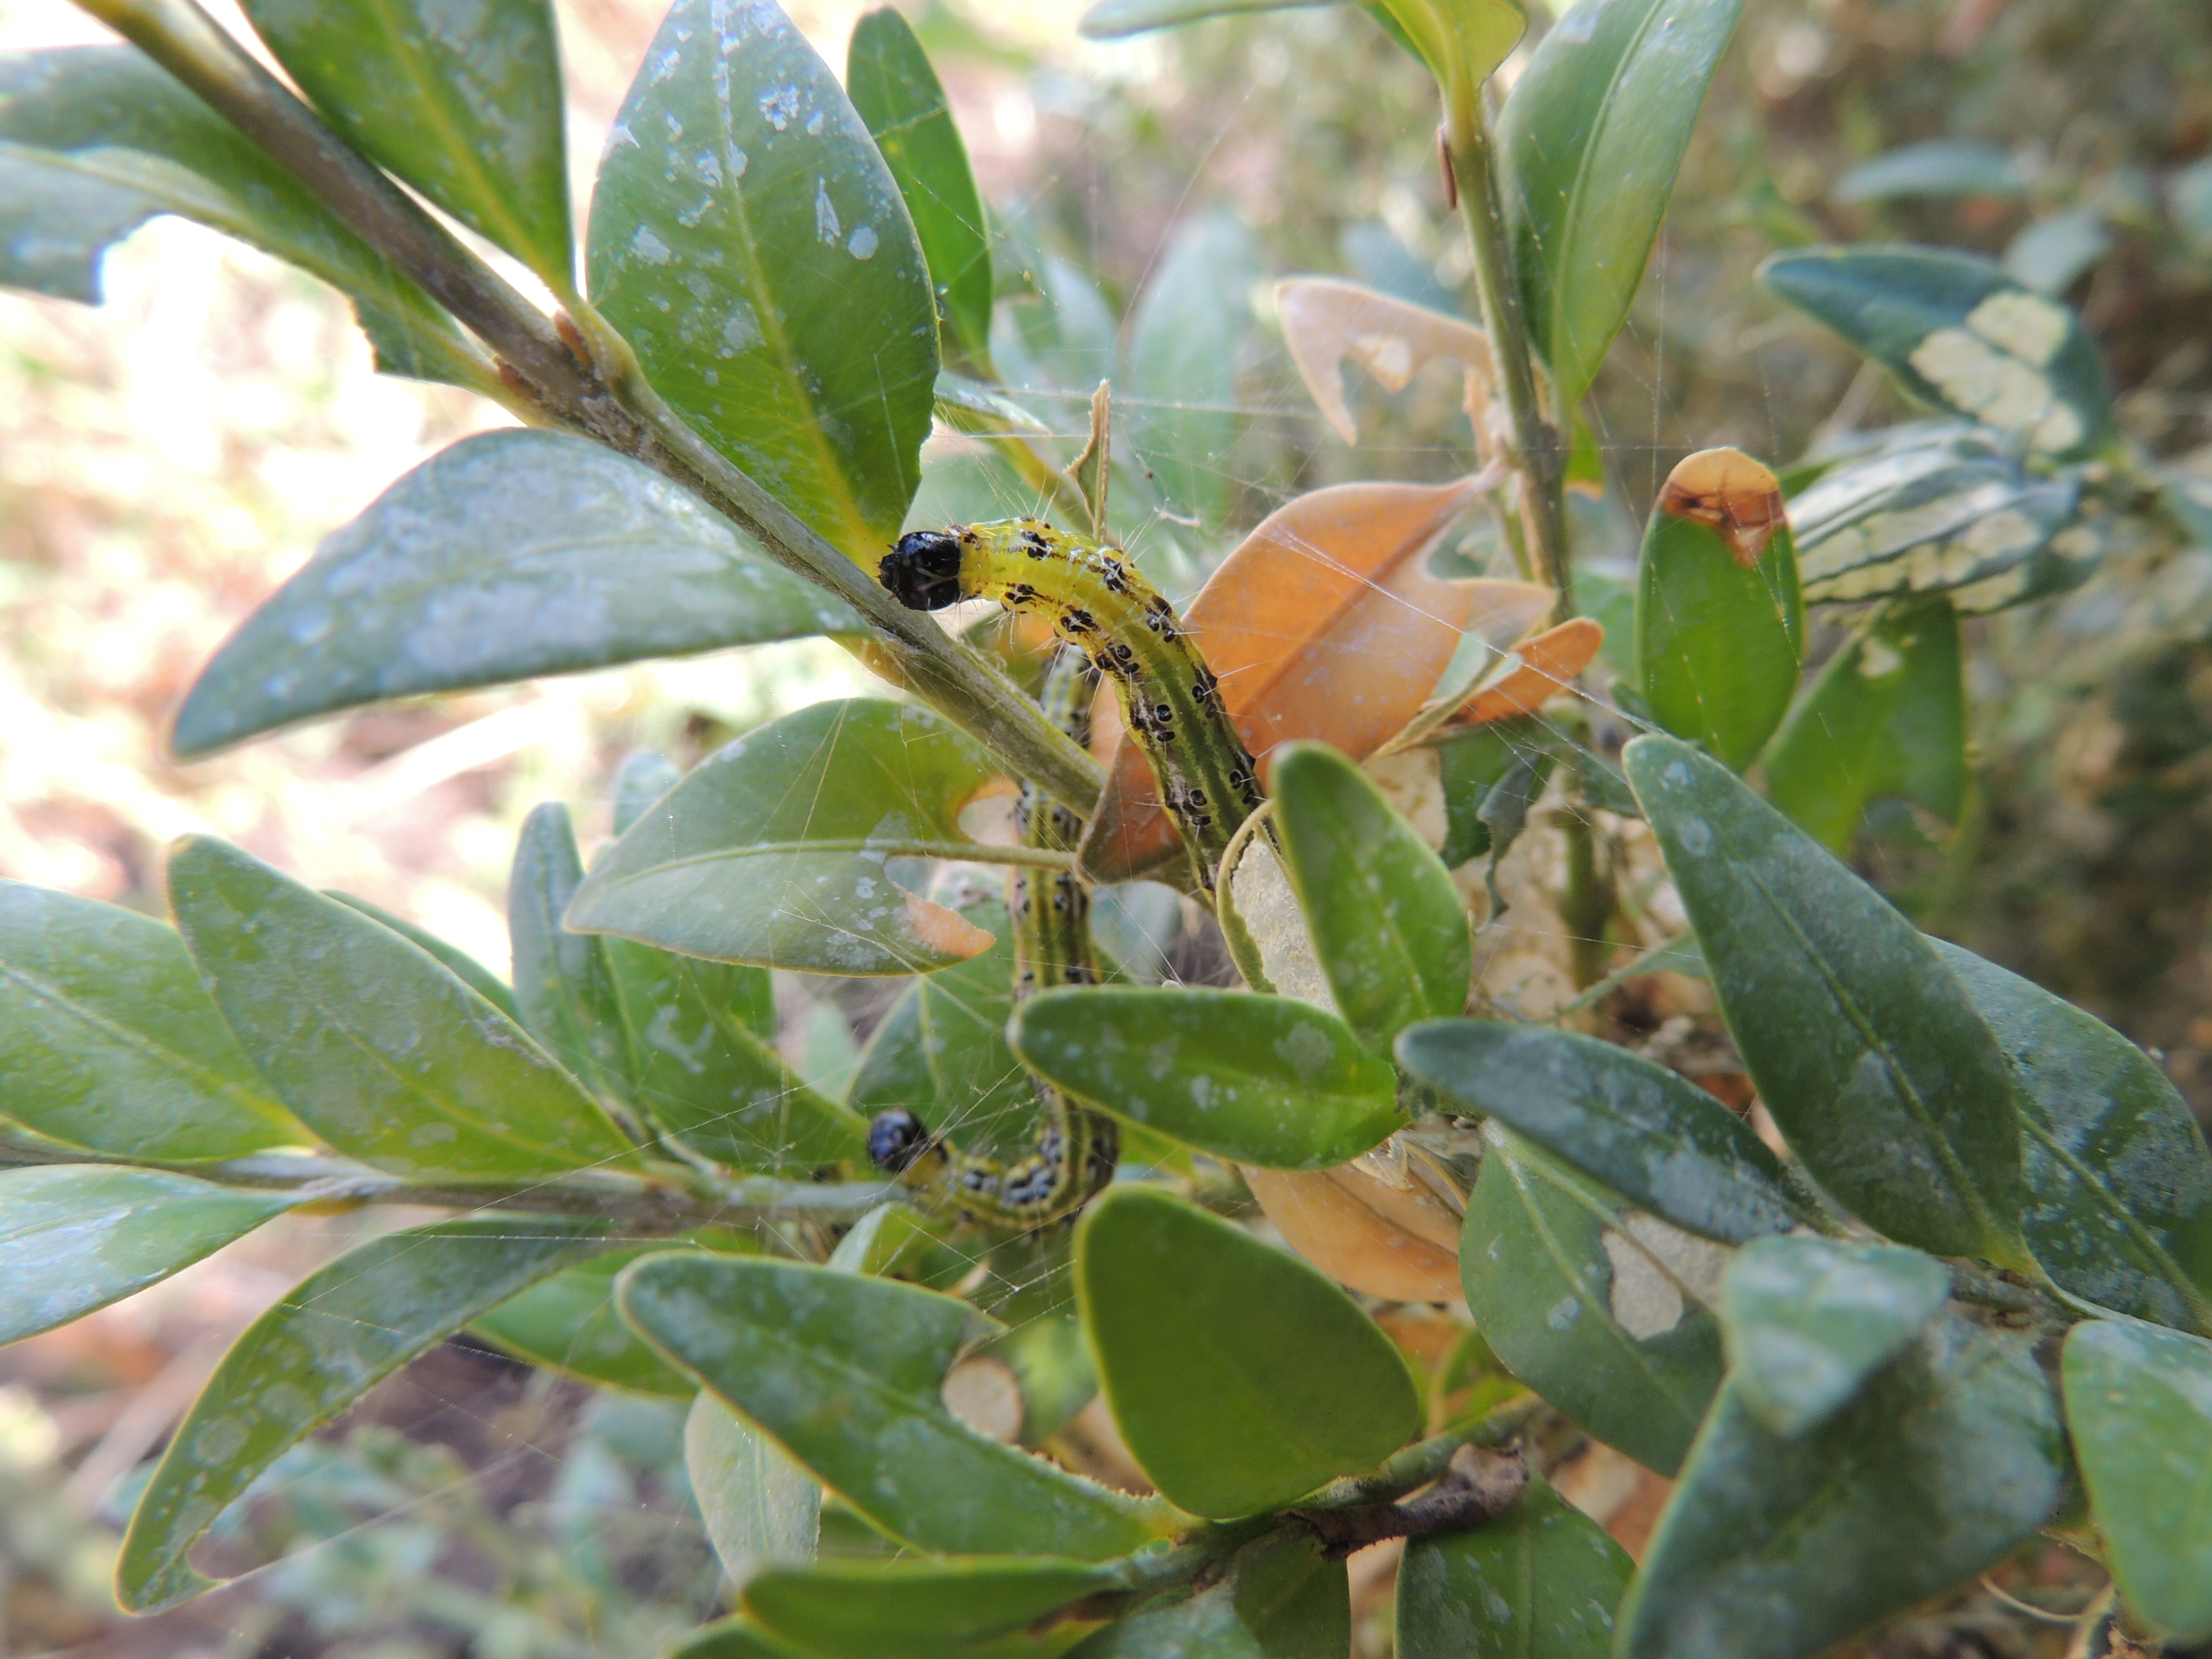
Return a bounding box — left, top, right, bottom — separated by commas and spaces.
172, 431, 858, 757
168, 837, 638, 1180
1397, 1470, 1632, 1659
587, 0, 938, 560
118, 1213, 621, 1612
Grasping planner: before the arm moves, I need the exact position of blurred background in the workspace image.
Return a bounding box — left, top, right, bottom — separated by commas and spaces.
3, 0, 2210, 1651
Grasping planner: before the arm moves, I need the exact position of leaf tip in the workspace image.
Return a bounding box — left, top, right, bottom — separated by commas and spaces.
1659, 449, 1786, 566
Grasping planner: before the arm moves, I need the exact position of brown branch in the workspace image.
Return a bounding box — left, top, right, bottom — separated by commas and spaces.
1292, 1443, 1529, 1560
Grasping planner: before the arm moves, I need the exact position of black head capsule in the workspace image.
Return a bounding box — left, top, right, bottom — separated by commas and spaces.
879, 530, 967, 611
867, 1108, 935, 1173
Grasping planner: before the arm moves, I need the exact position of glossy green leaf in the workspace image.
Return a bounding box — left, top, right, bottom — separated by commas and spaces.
0, 1167, 294, 1347
2063, 1320, 2212, 1643
745, 1556, 1116, 1659
1076, 1186, 1419, 1518
686, 1390, 820, 1588
1395, 1470, 1632, 1659
168, 836, 637, 1180
171, 432, 856, 757
613, 750, 684, 837
1125, 214, 1254, 529
512, 802, 632, 1100
1620, 1314, 2064, 1659
1009, 986, 1402, 1171
326, 893, 520, 1024
847, 9, 992, 368
0, 880, 301, 1161
1460, 1125, 1726, 1475
616, 1252, 1166, 1560
1760, 246, 2113, 458
119, 1214, 618, 1612
587, 0, 937, 559
1935, 942, 2212, 1334
567, 699, 1002, 976
667, 1618, 813, 1659
1272, 743, 1471, 1052
1395, 1019, 1806, 1243
238, 0, 572, 284
1765, 598, 1966, 852
607, 939, 866, 1172
1498, 0, 1744, 406
1788, 433, 2078, 607
1720, 1236, 1950, 1437
1078, 0, 1340, 37
1623, 735, 2024, 1262
1068, 1531, 1348, 1659
472, 1245, 707, 1396
0, 48, 480, 385
1635, 454, 1803, 771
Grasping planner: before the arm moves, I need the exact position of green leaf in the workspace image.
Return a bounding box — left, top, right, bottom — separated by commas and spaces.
686, 1390, 820, 1588
613, 750, 684, 837
1395, 1469, 1632, 1659
607, 939, 866, 1172
1720, 1236, 1950, 1437
1272, 743, 1471, 1052
0, 1167, 294, 1347
567, 699, 1003, 976
472, 1245, 710, 1396
1433, 719, 1555, 867
0, 49, 480, 385
171, 431, 856, 757
1125, 214, 1254, 529
616, 1252, 1166, 1560
1075, 1186, 1419, 1518
1634, 450, 1803, 772
1833, 140, 2025, 204
825, 1202, 970, 1290
1078, 0, 1341, 37
326, 893, 520, 1024
512, 802, 633, 1100
1067, 1531, 1348, 1659
1760, 246, 2114, 458
0, 881, 302, 1161
745, 1556, 1117, 1659
168, 836, 637, 1180
1623, 735, 2024, 1262
119, 1214, 618, 1612
1620, 1313, 2064, 1659
2063, 1320, 2212, 1644
667, 1618, 814, 1659
1009, 986, 1403, 1171
1765, 598, 1966, 852
1371, 0, 1527, 96
237, 0, 572, 285
1497, 0, 1744, 407
1459, 1125, 1727, 1475
847, 898, 1040, 1163
847, 9, 993, 369
1935, 942, 2212, 1334
587, 0, 938, 560
1395, 1019, 1806, 1244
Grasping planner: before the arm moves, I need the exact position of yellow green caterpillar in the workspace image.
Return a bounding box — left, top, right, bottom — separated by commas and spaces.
863, 646, 1121, 1229
878, 519, 1264, 891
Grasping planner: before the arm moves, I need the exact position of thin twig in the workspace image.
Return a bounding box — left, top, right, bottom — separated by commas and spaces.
1293, 1442, 1528, 1560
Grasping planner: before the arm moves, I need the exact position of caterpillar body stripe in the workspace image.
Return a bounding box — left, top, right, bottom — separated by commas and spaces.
865, 648, 1119, 1230
879, 520, 1264, 891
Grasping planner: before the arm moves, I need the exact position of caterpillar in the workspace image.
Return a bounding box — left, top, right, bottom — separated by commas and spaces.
865, 648, 1120, 1230
878, 519, 1265, 892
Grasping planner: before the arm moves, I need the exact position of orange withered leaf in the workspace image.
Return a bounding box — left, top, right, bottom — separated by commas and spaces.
1244, 1162, 1463, 1302
1457, 615, 1606, 726
1078, 476, 1549, 881
1277, 277, 1501, 459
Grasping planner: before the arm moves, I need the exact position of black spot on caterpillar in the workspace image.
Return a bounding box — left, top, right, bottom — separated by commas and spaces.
865, 647, 1118, 1231
880, 521, 1264, 890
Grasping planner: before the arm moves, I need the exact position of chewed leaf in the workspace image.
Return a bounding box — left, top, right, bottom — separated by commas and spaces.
1276, 276, 1498, 451
1081, 477, 1547, 880
1760, 246, 2113, 458
1457, 616, 1604, 726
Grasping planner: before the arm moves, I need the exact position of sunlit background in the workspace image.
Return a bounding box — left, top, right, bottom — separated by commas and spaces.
4, 0, 2211, 1651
